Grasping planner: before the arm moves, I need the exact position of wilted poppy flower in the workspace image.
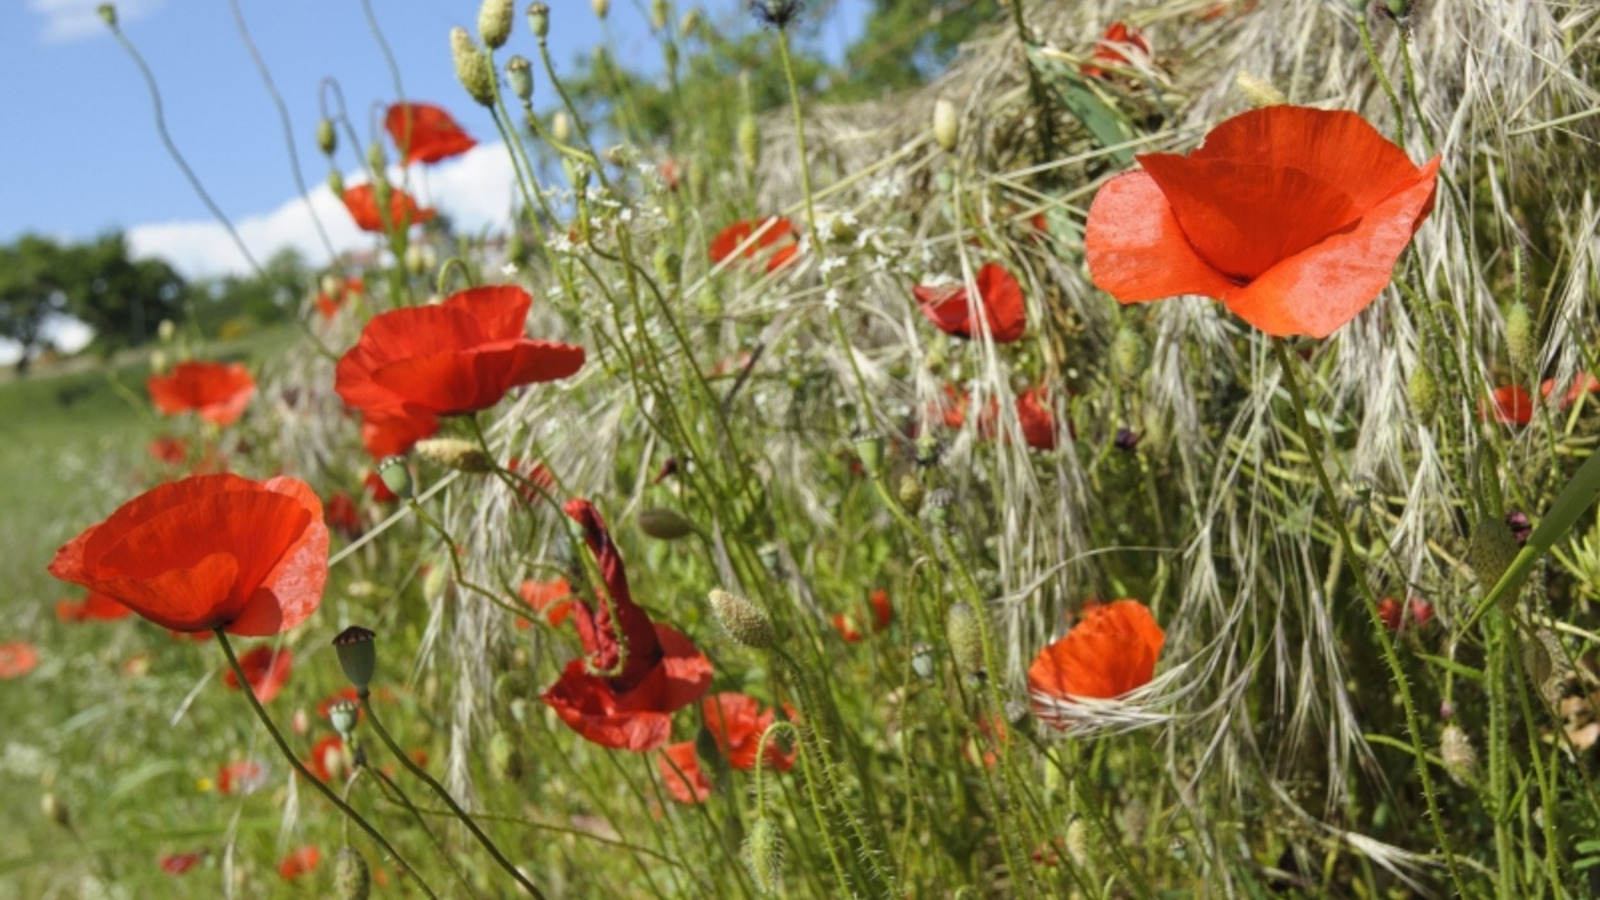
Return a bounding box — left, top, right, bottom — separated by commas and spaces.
56, 591, 132, 623
148, 361, 255, 426
48, 474, 329, 636
1081, 22, 1149, 79
160, 853, 202, 876
148, 436, 188, 465
384, 103, 477, 165
1480, 385, 1534, 425
541, 499, 713, 752
516, 578, 574, 630
1028, 600, 1164, 726
913, 263, 1027, 343
222, 646, 293, 704
1015, 388, 1059, 450
703, 692, 796, 771
360, 409, 439, 459
218, 759, 266, 795
832, 589, 893, 643
657, 742, 711, 804
1086, 106, 1441, 338
325, 493, 362, 539
316, 277, 364, 320
336, 285, 585, 419
1541, 373, 1600, 408
278, 846, 321, 880
0, 642, 39, 679
307, 735, 348, 782
709, 217, 795, 265
342, 184, 436, 233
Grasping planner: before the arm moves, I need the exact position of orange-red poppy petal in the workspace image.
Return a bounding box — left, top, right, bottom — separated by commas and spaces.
385, 103, 477, 166
1027, 600, 1164, 707
1085, 171, 1238, 304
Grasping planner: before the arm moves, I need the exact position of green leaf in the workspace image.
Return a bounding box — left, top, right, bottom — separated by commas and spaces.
1022, 44, 1136, 165
1416, 653, 1485, 683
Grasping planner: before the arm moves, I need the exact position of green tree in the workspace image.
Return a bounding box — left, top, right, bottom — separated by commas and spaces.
0, 236, 74, 374
192, 247, 308, 334
831, 0, 998, 101
67, 233, 189, 354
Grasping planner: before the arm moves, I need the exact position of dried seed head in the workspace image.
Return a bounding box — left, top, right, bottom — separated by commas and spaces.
451, 27, 496, 107
1065, 815, 1090, 868
708, 588, 775, 649
316, 118, 337, 156
479, 0, 514, 49
1467, 517, 1521, 590
945, 602, 985, 680
335, 847, 371, 900
526, 3, 550, 39
1234, 71, 1287, 108
506, 55, 534, 103
1407, 364, 1438, 419
1440, 724, 1476, 785
744, 815, 784, 893
639, 508, 695, 541
1505, 301, 1535, 374
332, 626, 378, 695
933, 98, 959, 152
415, 438, 495, 473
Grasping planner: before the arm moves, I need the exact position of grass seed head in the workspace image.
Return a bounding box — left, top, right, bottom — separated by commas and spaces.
479, 0, 514, 49
709, 588, 775, 650
451, 27, 496, 107
415, 438, 495, 473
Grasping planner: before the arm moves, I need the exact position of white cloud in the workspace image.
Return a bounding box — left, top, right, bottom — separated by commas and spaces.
30, 0, 164, 43
128, 143, 517, 280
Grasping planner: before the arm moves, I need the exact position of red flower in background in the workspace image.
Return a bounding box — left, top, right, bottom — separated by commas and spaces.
218, 759, 266, 795
160, 853, 202, 876
360, 409, 439, 459
1086, 106, 1440, 338
1027, 600, 1164, 727
307, 735, 347, 782
1015, 388, 1059, 450
222, 646, 293, 704
316, 277, 364, 320
703, 692, 796, 771
56, 591, 133, 623
913, 263, 1027, 343
963, 715, 1008, 769
0, 642, 39, 679
325, 492, 362, 538
1481, 385, 1534, 425
1081, 22, 1150, 79
48, 474, 329, 636
364, 470, 399, 503
148, 436, 188, 465
318, 687, 363, 721
833, 589, 893, 643
1541, 372, 1600, 408
148, 361, 255, 426
342, 184, 436, 233
709, 218, 796, 266
541, 499, 713, 752
1200, 0, 1259, 21
506, 456, 557, 503
336, 286, 585, 420
657, 742, 711, 804
384, 103, 477, 165
517, 578, 574, 630
278, 846, 320, 880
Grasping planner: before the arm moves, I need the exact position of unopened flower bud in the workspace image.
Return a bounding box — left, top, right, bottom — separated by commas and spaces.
98, 4, 116, 27
852, 428, 883, 473
708, 588, 775, 649
316, 118, 337, 156
328, 169, 346, 196
329, 699, 359, 740
744, 815, 783, 893
945, 602, 985, 679
40, 793, 69, 828
506, 55, 534, 103
1407, 364, 1438, 419
1440, 724, 1475, 785
933, 98, 959, 152
651, 0, 669, 31
376, 456, 414, 499
157, 318, 175, 342
1111, 325, 1147, 380
1385, 0, 1410, 16
404, 243, 429, 276
335, 847, 371, 900
150, 349, 168, 374
479, 0, 513, 49
1468, 516, 1521, 590
451, 27, 496, 107
488, 730, 524, 782
592, 0, 609, 18
681, 7, 701, 37
652, 247, 681, 287
639, 508, 695, 540
738, 113, 760, 171
416, 437, 495, 473
1234, 71, 1287, 108
526, 3, 550, 40
366, 141, 386, 172
551, 110, 573, 144
1065, 815, 1090, 868
332, 626, 378, 695
1505, 301, 1535, 373
898, 473, 923, 514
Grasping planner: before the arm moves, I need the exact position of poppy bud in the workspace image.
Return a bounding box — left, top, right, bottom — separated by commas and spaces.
1348, 0, 1370, 10
316, 118, 337, 156
327, 169, 346, 197
157, 318, 176, 342
150, 349, 169, 374
739, 112, 760, 171
933, 97, 959, 152
506, 55, 534, 103
651, 0, 669, 31
639, 508, 695, 540
708, 588, 775, 650
479, 0, 513, 49
1111, 326, 1148, 381
926, 487, 954, 528
329, 699, 359, 740
98, 4, 116, 27
404, 243, 428, 276
366, 141, 387, 173
335, 847, 371, 900
946, 602, 985, 679
488, 730, 524, 782
526, 3, 550, 40
377, 456, 414, 499
1467, 517, 1521, 591
1440, 724, 1475, 785
1505, 301, 1535, 374
451, 27, 496, 108
852, 428, 883, 473
1385, 0, 1410, 16
40, 793, 69, 828
1407, 364, 1438, 419
416, 437, 495, 473
592, 0, 609, 18
1233, 71, 1287, 108
1065, 815, 1090, 868
551, 110, 573, 144
898, 473, 924, 514
680, 7, 701, 37
332, 626, 378, 696
744, 815, 783, 894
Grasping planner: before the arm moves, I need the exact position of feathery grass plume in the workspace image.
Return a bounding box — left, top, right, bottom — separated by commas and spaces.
1505, 301, 1535, 373
416, 438, 495, 473
1065, 815, 1090, 869
708, 588, 774, 649
451, 27, 495, 107
1468, 518, 1521, 590
1440, 724, 1476, 786
1234, 71, 1287, 107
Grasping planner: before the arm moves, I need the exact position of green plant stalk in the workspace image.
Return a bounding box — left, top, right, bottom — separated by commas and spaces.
1270, 338, 1471, 897
535, 37, 613, 194
369, 766, 490, 900
1356, 16, 1408, 147
1486, 607, 1516, 900
1395, 26, 1437, 156
360, 696, 548, 899
754, 719, 854, 893
213, 630, 439, 899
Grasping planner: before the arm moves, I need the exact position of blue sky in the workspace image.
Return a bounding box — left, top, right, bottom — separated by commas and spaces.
1, 0, 870, 275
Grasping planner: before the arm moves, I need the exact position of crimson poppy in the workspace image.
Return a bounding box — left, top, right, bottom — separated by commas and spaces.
1015, 388, 1059, 450
222, 646, 293, 704
1081, 22, 1149, 79
48, 474, 329, 636
540, 499, 713, 751
703, 692, 796, 771
148, 361, 255, 426
148, 436, 188, 465
1085, 106, 1441, 338
325, 492, 362, 539
218, 759, 266, 795
336, 285, 585, 419
1481, 385, 1534, 425
516, 578, 574, 630
1027, 600, 1164, 726
278, 846, 321, 880
832, 589, 893, 643
658, 742, 711, 804
0, 642, 39, 679
307, 735, 348, 783
361, 409, 439, 459
316, 277, 364, 320
342, 184, 436, 233
384, 103, 477, 166
56, 591, 133, 623
913, 263, 1027, 343
160, 853, 202, 876
709, 218, 795, 265
1541, 372, 1600, 408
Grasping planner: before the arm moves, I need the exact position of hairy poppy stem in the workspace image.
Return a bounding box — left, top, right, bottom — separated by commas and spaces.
212, 630, 439, 899
360, 697, 548, 899
1270, 339, 1471, 897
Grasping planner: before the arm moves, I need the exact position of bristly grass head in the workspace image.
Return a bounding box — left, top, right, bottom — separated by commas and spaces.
751, 0, 805, 30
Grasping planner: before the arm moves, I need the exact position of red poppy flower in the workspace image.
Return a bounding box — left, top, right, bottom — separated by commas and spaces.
56, 591, 133, 623
1027, 600, 1164, 726
384, 103, 477, 166
658, 158, 681, 191
1085, 106, 1441, 338
1541, 373, 1600, 408
767, 243, 801, 273
1081, 22, 1150, 79
218, 759, 267, 795
506, 456, 557, 503
1481, 385, 1534, 425
1015, 388, 1059, 450
1376, 597, 1403, 631
48, 474, 329, 636
222, 646, 293, 704
833, 590, 893, 643
342, 184, 436, 233
962, 715, 1008, 769
1200, 0, 1259, 21
709, 218, 795, 265
336, 286, 585, 419
0, 642, 39, 679
360, 409, 439, 459
160, 853, 202, 876
703, 692, 796, 771
148, 361, 255, 426
325, 492, 362, 539
278, 846, 321, 880
516, 578, 574, 630
307, 735, 348, 782
657, 742, 711, 804
540, 499, 713, 751
148, 436, 188, 465
913, 263, 1027, 343
316, 277, 364, 320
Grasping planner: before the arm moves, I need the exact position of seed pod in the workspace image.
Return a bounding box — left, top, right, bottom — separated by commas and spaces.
592, 0, 609, 18
933, 98, 959, 151
1440, 724, 1475, 785
479, 0, 513, 49
1505, 301, 1535, 374
1234, 71, 1287, 108
335, 847, 371, 900
316, 118, 337, 156
1407, 364, 1438, 419
639, 508, 695, 540
708, 588, 775, 650
332, 626, 378, 695
488, 730, 524, 782
946, 602, 985, 679
551, 111, 573, 144
327, 169, 346, 197
526, 3, 550, 39
328, 699, 360, 740
415, 437, 495, 473
852, 428, 883, 473
652, 248, 681, 288
1385, 0, 1410, 16
744, 815, 783, 894
506, 55, 534, 103
451, 27, 496, 107
898, 473, 924, 514
1467, 517, 1521, 590
1111, 326, 1147, 381
98, 4, 116, 27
